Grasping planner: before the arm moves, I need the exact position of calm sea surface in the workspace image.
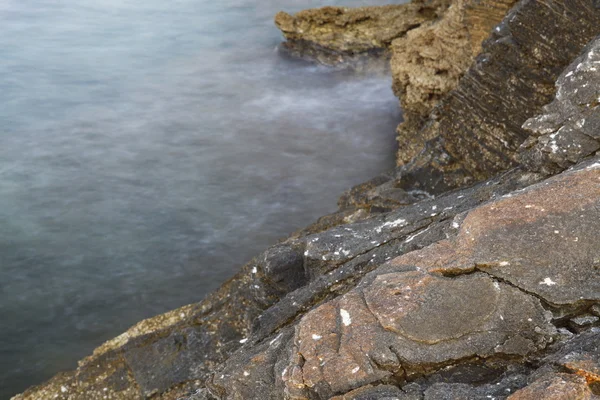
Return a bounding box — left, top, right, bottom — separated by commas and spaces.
0, 0, 401, 396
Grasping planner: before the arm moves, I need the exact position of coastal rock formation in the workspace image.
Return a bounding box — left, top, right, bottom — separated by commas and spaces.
391, 0, 516, 164
520, 37, 600, 175
15, 156, 600, 399
274, 0, 450, 69
208, 158, 600, 400
392, 0, 600, 192
275, 0, 600, 187
13, 2, 600, 400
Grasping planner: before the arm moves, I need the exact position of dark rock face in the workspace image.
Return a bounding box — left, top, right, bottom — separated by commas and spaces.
391, 0, 517, 165
320, 0, 600, 224
395, 0, 600, 192
13, 3, 600, 400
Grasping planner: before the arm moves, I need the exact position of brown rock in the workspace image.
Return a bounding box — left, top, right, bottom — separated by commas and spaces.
394, 0, 600, 191
507, 373, 594, 400
283, 270, 552, 398
274, 1, 450, 69
393, 163, 600, 306
212, 159, 600, 400
391, 0, 517, 165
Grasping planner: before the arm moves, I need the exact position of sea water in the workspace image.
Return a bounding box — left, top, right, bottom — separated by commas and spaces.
0, 0, 401, 396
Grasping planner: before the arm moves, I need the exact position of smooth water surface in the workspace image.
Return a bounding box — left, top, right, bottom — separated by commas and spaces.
0, 0, 401, 396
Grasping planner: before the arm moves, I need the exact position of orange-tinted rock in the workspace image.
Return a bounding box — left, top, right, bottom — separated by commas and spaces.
391, 162, 600, 306
284, 270, 552, 398
507, 373, 593, 400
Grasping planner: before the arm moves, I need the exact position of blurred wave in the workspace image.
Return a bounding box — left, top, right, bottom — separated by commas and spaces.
0, 0, 401, 396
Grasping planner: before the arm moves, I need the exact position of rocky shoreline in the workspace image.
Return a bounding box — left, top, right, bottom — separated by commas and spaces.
14, 0, 600, 399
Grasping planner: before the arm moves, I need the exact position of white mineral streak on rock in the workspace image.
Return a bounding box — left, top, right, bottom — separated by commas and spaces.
539, 277, 557, 286
340, 309, 352, 326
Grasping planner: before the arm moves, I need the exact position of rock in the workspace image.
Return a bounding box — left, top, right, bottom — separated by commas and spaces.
328, 384, 407, 400
274, 1, 450, 69
280, 272, 551, 398
275, 1, 600, 195
569, 315, 600, 332
520, 36, 600, 174
11, 252, 305, 400
208, 158, 600, 400
391, 0, 517, 165
507, 373, 594, 400
543, 330, 600, 389
14, 2, 600, 400
397, 164, 600, 307
392, 0, 600, 192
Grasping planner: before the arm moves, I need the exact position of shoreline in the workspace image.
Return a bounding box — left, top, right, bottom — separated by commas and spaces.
13, 0, 600, 399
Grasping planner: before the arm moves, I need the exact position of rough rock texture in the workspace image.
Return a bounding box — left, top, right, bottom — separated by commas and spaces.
507, 373, 595, 400
274, 1, 450, 69
208, 159, 600, 400
392, 0, 600, 191
391, 0, 517, 165
276, 0, 600, 187
520, 36, 600, 175
296, 0, 600, 229
13, 3, 600, 400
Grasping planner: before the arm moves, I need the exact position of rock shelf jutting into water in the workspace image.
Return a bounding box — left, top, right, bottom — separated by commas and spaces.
13, 0, 600, 399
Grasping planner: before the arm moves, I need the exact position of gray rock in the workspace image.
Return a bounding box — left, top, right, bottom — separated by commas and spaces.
521, 35, 600, 174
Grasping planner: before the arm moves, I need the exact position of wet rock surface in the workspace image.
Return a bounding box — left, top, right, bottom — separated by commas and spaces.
14, 3, 600, 400
208, 159, 600, 400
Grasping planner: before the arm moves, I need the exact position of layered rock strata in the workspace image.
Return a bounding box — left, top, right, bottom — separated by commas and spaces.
391, 0, 517, 164
275, 0, 600, 184
397, 0, 600, 187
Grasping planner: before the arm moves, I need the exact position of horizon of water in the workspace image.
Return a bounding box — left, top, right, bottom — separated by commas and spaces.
0, 0, 401, 397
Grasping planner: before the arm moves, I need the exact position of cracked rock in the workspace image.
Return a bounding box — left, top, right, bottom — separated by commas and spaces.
391, 161, 600, 307
521, 35, 600, 174
282, 271, 553, 398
